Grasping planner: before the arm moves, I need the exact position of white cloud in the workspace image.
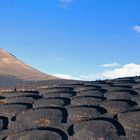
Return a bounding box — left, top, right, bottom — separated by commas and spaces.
79, 74, 103, 81
101, 63, 140, 79
81, 63, 140, 80
133, 25, 140, 33
101, 62, 120, 68
54, 63, 140, 81
58, 0, 73, 6
54, 74, 81, 80
54, 73, 103, 81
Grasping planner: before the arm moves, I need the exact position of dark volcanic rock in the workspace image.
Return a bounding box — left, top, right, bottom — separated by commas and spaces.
0, 76, 140, 140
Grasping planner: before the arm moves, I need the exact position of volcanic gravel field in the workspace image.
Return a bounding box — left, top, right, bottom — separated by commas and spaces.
0, 77, 140, 140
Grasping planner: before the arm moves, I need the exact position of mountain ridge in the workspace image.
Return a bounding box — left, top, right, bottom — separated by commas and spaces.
0, 48, 57, 80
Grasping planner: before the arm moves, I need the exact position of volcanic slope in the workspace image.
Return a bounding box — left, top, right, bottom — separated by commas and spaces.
0, 49, 57, 81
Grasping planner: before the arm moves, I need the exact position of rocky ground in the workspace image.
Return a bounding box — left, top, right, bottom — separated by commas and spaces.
0, 77, 140, 140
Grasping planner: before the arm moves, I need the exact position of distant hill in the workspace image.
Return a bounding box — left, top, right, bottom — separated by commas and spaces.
0, 49, 57, 81
0, 73, 22, 89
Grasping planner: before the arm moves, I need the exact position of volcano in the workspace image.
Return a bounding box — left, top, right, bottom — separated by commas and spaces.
0, 49, 57, 80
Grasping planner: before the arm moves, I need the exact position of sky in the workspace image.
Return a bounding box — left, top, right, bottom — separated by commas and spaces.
0, 0, 140, 80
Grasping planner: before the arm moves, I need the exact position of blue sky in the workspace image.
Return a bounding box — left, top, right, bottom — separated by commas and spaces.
1, 0, 140, 80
